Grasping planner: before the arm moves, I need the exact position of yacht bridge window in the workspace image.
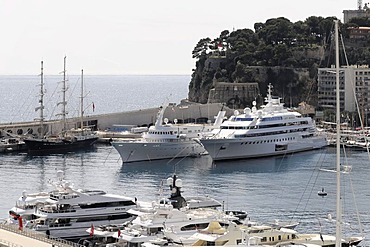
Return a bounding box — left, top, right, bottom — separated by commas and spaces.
235, 117, 254, 121
261, 116, 283, 121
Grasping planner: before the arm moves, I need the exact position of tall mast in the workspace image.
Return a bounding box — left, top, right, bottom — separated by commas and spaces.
62, 56, 67, 131
80, 69, 84, 130
334, 19, 342, 247
57, 56, 68, 131
35, 61, 45, 138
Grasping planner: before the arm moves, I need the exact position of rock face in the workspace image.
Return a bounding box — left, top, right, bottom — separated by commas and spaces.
188, 55, 316, 109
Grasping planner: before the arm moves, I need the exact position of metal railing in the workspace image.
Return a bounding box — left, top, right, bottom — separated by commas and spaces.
0, 223, 84, 247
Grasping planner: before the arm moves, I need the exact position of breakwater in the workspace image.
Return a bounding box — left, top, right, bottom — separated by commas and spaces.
0, 102, 230, 137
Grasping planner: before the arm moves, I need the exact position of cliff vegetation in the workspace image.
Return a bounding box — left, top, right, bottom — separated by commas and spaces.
188, 16, 370, 109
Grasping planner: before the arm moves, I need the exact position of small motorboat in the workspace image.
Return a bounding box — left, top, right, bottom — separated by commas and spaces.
318, 188, 328, 197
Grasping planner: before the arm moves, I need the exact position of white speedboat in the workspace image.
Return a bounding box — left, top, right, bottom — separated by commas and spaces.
199, 84, 327, 161
112, 105, 226, 163
26, 179, 137, 240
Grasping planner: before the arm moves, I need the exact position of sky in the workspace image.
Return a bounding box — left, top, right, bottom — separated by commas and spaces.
0, 0, 357, 75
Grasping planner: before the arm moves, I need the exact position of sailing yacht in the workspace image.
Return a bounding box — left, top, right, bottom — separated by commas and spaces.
24, 58, 98, 154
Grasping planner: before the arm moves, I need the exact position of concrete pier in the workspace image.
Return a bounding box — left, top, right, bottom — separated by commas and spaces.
0, 103, 232, 137
0, 223, 82, 247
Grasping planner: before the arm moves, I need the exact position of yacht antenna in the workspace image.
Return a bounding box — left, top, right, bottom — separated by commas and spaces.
267, 83, 273, 101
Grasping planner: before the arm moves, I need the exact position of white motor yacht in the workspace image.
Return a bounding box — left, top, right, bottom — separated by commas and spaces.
112, 105, 226, 163
8, 170, 76, 222
26, 177, 137, 240
199, 84, 327, 161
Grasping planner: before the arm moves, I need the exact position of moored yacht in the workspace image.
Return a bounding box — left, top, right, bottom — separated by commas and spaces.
181, 221, 362, 247
26, 178, 137, 240
7, 170, 74, 222
199, 84, 327, 161
83, 174, 240, 247
112, 105, 226, 163
24, 128, 98, 154
24, 58, 98, 155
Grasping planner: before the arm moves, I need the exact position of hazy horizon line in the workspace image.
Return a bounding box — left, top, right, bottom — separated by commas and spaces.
0, 73, 191, 76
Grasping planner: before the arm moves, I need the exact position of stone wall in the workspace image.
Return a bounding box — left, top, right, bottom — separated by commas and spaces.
207, 82, 260, 109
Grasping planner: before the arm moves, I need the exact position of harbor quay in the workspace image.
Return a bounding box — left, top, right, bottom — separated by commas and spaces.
0, 223, 82, 247
0, 102, 230, 137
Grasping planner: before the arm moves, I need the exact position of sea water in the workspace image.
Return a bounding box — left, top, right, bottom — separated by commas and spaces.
0, 75, 370, 244
0, 74, 189, 123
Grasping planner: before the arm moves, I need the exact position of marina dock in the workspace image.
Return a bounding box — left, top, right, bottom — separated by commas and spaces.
0, 103, 230, 138
0, 224, 82, 247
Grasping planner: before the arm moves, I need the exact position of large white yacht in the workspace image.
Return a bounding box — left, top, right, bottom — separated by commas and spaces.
199, 84, 327, 161
26, 178, 137, 240
112, 105, 226, 163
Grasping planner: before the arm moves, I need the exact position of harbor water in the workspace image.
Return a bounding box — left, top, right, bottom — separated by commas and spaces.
1, 75, 370, 244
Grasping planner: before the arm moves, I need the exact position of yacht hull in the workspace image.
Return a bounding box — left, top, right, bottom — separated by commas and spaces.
24, 137, 98, 155
32, 215, 135, 240
200, 134, 327, 161
112, 140, 206, 163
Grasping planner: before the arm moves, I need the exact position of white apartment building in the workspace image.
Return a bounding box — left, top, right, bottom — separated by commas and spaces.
317, 65, 370, 114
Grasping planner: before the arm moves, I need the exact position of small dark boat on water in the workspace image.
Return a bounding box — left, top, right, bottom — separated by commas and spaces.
318, 188, 328, 197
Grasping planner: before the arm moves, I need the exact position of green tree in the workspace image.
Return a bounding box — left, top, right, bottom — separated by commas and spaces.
192, 38, 211, 59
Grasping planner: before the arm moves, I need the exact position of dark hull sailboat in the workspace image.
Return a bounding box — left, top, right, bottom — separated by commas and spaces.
25, 58, 98, 155
24, 135, 98, 155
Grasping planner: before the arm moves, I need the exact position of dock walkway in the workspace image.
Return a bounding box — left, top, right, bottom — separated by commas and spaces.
0, 223, 83, 247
